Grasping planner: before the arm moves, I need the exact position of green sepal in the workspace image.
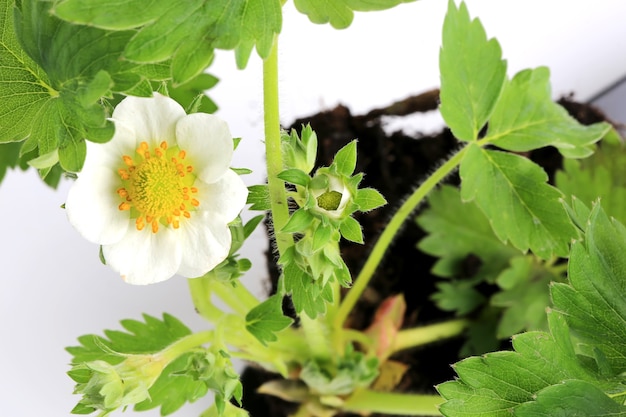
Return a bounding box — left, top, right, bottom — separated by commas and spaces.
332, 140, 357, 176
277, 168, 311, 187
339, 216, 363, 244
354, 187, 386, 212
312, 223, 333, 252
282, 208, 314, 233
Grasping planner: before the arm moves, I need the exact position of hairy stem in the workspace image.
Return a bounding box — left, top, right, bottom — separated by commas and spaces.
264, 37, 293, 256
343, 389, 442, 416
335, 144, 469, 331
188, 277, 223, 322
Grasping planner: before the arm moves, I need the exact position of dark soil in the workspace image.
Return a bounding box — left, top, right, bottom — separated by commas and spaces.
239, 90, 610, 417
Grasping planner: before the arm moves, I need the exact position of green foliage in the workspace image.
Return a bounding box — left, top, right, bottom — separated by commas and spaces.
246, 294, 293, 345
53, 0, 282, 79
438, 0, 609, 262
294, 0, 415, 29
438, 204, 626, 416
556, 134, 626, 223
246, 184, 271, 211
151, 349, 243, 416
67, 313, 192, 363
67, 314, 209, 416
491, 256, 559, 339
485, 67, 609, 158
417, 185, 565, 348
439, 0, 506, 142
0, 142, 22, 184
460, 144, 576, 259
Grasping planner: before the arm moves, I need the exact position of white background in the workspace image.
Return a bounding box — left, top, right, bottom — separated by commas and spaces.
2, 1, 626, 416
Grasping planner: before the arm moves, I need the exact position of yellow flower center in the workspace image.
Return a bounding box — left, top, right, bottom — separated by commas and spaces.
116, 141, 199, 233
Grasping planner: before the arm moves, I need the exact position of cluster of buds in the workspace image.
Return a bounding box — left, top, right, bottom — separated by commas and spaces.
278, 126, 387, 312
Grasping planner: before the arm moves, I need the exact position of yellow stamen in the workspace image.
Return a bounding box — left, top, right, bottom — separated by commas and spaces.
116, 142, 200, 233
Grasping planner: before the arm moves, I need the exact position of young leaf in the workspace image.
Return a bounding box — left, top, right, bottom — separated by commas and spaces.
282, 208, 314, 233
439, 0, 506, 141
246, 294, 293, 345
460, 144, 576, 259
485, 67, 610, 158
54, 0, 282, 77
294, 0, 414, 29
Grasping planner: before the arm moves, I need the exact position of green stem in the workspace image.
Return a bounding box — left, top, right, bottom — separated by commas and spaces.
188, 277, 223, 322
391, 319, 468, 355
210, 279, 260, 317
335, 144, 469, 331
343, 389, 442, 416
264, 37, 293, 256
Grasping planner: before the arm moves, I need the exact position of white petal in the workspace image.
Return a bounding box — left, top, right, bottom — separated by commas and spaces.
175, 113, 233, 184
82, 122, 137, 173
111, 93, 186, 149
65, 166, 129, 245
195, 170, 248, 222
103, 227, 182, 285
176, 212, 231, 278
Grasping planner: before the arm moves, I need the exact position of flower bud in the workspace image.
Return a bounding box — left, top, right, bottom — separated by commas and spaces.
69, 353, 168, 414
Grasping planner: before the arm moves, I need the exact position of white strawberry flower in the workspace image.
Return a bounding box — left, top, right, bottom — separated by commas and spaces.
65, 93, 248, 284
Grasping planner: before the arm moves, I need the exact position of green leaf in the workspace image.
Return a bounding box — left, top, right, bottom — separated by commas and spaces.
3, 0, 160, 171
243, 214, 265, 239
439, 0, 506, 141
0, 0, 52, 144
460, 144, 576, 259
354, 188, 387, 212
438, 205, 626, 416
515, 380, 626, 417
485, 67, 610, 158
54, 0, 282, 77
294, 0, 414, 29
283, 259, 327, 318
66, 313, 192, 364
556, 138, 626, 224
417, 185, 518, 280
134, 353, 209, 416
551, 205, 626, 373
491, 256, 558, 338
431, 280, 485, 316
246, 294, 293, 345
339, 215, 363, 244
332, 140, 357, 176
247, 184, 270, 211
0, 142, 23, 184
